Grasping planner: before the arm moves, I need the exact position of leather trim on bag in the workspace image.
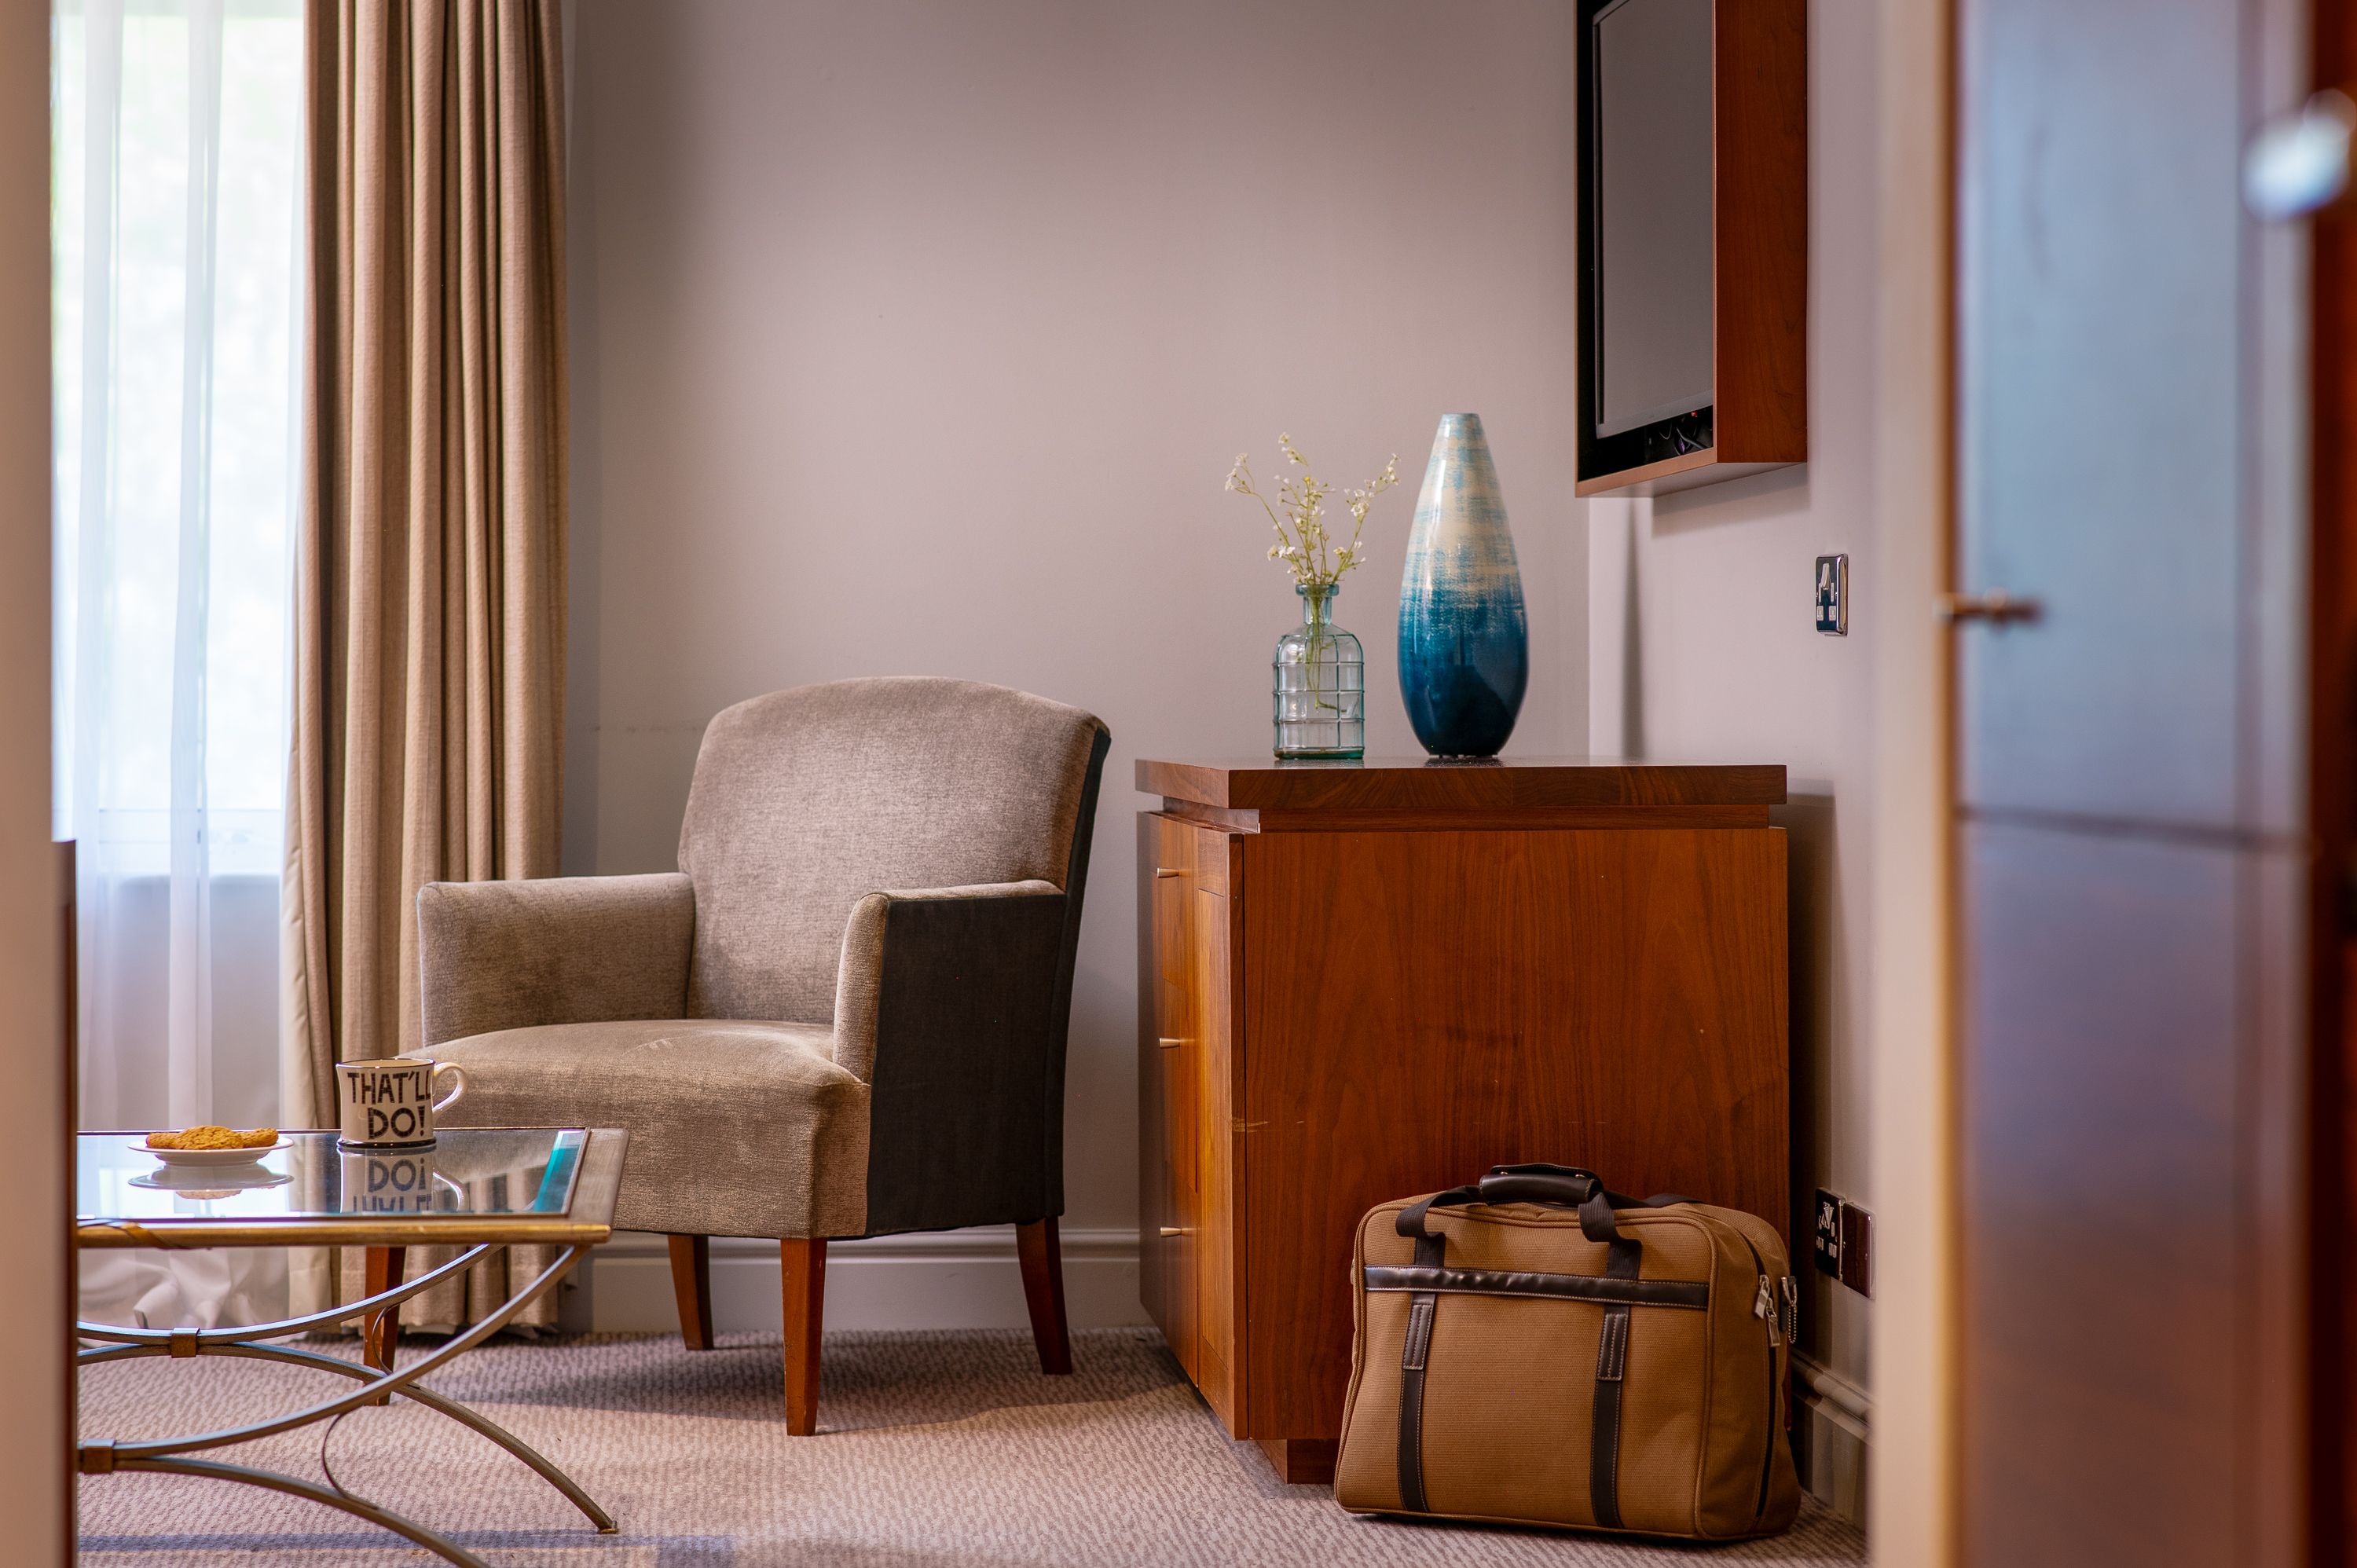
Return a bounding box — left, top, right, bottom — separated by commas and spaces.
1397, 1291, 1439, 1512
1588, 1235, 1643, 1530
1363, 1265, 1709, 1308
1595, 1307, 1630, 1378
1589, 1370, 1626, 1527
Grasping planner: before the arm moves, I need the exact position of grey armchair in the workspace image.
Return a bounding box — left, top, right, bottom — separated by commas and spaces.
414, 677, 1110, 1431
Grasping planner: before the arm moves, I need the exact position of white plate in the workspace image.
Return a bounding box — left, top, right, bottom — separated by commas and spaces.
132, 1138, 293, 1168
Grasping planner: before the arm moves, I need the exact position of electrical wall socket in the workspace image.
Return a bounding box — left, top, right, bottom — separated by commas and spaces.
1812, 1189, 1842, 1277
1811, 1188, 1874, 1298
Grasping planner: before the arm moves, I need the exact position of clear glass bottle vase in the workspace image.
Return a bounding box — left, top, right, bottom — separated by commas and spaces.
1272, 583, 1365, 759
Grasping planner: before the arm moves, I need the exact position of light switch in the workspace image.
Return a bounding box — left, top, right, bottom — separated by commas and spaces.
1814, 555, 1847, 636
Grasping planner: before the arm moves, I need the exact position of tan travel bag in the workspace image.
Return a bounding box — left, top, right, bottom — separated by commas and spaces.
1334, 1163, 1802, 1539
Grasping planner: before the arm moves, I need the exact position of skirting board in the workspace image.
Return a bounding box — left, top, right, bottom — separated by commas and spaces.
582, 1226, 1149, 1335
1791, 1350, 1871, 1526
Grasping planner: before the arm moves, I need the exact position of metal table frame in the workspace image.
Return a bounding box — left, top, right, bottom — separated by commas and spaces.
76, 1128, 629, 1568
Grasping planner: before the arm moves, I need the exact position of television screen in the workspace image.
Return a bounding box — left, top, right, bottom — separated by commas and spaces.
1593, 0, 1714, 440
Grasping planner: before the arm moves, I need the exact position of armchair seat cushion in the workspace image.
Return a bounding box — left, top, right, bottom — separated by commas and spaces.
427, 1019, 871, 1239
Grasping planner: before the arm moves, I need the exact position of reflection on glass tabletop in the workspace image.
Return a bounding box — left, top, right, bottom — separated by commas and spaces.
79, 1128, 588, 1227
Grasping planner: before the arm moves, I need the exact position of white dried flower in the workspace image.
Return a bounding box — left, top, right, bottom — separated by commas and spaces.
1225, 434, 1397, 592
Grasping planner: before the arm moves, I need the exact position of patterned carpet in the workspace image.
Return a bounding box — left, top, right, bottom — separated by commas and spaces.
78, 1328, 1868, 1566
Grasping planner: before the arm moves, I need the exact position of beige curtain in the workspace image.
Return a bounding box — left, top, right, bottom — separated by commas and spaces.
281, 0, 569, 1327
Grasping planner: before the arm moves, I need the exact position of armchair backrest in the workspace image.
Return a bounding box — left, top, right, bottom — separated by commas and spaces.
676, 677, 1108, 1024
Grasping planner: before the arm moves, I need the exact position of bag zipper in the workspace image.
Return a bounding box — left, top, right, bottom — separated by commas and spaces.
1737, 1235, 1781, 1520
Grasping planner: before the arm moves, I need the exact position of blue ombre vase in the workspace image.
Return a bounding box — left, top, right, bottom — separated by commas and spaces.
1397, 413, 1528, 757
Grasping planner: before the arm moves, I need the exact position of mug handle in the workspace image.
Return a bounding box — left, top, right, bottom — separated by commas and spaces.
431, 1061, 468, 1116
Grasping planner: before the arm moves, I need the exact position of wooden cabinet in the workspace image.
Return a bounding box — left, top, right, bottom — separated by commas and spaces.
1135, 757, 1791, 1482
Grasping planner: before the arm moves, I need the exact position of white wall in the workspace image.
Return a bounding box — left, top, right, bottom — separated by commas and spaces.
563, 0, 1590, 1325
1585, 0, 1882, 1507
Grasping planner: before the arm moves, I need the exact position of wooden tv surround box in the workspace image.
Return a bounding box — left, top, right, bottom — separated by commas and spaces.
1135, 756, 1790, 1484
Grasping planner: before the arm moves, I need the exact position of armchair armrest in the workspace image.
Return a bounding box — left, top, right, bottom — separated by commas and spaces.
830, 880, 1065, 1084
417, 873, 696, 1046
829, 878, 1072, 1235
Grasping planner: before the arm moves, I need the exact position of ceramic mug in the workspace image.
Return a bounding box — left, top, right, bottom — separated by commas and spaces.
335, 1057, 467, 1149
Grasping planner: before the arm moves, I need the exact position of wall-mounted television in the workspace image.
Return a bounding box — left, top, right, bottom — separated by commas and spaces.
1575, 0, 1809, 499
1592, 0, 1715, 445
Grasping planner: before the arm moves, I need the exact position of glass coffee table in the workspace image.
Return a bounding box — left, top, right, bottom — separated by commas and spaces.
77, 1127, 629, 1568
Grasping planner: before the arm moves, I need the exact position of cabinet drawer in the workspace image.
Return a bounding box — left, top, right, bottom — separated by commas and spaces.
1138, 812, 1241, 1427
1138, 816, 1198, 1377
1149, 813, 1232, 897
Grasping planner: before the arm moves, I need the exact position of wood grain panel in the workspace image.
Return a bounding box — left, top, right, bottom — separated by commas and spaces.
1136, 757, 1787, 814
1133, 816, 1169, 1343
1160, 800, 1772, 834
1710, 0, 1809, 462
1236, 826, 1788, 1441
1959, 821, 2239, 1567
1571, 452, 1797, 500
1135, 815, 1194, 1371
1255, 1438, 1338, 1485
1191, 877, 1241, 1429
1156, 817, 1200, 1383
1189, 828, 1231, 896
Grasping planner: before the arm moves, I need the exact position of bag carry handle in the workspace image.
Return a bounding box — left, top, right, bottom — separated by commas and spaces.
1395, 1163, 1688, 1250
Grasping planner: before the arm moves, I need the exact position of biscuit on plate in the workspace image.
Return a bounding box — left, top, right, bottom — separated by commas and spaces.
147, 1126, 278, 1151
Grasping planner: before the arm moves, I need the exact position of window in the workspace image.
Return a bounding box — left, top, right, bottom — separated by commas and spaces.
54, 0, 303, 1326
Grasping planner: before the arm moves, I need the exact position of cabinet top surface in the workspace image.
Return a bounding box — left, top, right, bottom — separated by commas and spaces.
1135, 756, 1787, 811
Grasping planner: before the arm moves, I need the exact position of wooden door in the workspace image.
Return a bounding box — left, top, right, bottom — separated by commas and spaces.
1954, 0, 2309, 1561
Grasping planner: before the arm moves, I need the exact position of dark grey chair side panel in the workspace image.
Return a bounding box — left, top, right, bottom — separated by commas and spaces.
860, 892, 1072, 1236
1041, 724, 1111, 1218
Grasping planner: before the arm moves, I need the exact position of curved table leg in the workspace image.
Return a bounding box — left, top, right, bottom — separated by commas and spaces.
76, 1242, 617, 1545
211, 1341, 615, 1531
78, 1243, 498, 1348
97, 1453, 495, 1568
102, 1244, 584, 1460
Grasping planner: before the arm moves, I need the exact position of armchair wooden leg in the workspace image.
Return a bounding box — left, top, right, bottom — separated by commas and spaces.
668, 1233, 715, 1350
362, 1245, 405, 1405
781, 1238, 827, 1434
1016, 1218, 1073, 1376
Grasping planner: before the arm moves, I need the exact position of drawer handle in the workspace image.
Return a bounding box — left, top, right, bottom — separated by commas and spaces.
1158, 1226, 1188, 1237
1157, 1036, 1184, 1050
1154, 867, 1182, 879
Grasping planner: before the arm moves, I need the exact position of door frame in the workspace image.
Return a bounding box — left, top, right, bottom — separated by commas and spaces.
2309, 0, 2356, 1554
0, 2, 71, 1561
1865, 0, 1961, 1563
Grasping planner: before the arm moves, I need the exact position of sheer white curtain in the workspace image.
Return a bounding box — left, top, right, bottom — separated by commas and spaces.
53, 0, 304, 1328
